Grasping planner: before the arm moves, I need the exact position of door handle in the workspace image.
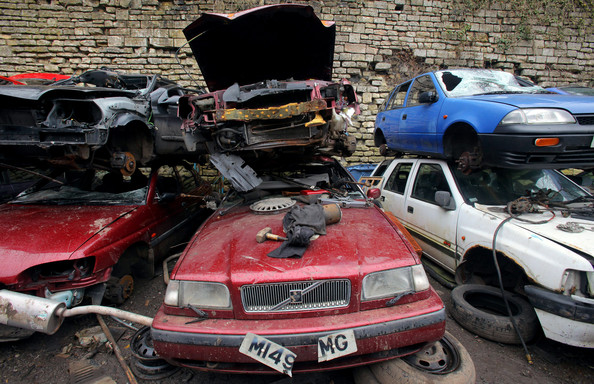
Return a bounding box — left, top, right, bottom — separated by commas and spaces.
380, 196, 385, 202
402, 114, 407, 120
407, 206, 414, 213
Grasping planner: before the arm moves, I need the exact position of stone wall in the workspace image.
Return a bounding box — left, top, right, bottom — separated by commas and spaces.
1, 0, 592, 164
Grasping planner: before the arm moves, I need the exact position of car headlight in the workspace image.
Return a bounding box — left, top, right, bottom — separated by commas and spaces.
164, 280, 231, 309
362, 265, 430, 301
499, 108, 575, 125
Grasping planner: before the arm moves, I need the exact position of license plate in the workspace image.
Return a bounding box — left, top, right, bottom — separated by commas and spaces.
239, 332, 296, 376
317, 329, 358, 362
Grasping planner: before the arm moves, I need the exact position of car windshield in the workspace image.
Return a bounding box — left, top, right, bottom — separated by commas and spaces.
452, 166, 591, 205
436, 69, 548, 97
10, 168, 149, 205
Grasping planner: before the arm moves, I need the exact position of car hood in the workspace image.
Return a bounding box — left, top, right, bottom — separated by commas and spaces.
173, 203, 418, 285
0, 204, 136, 279
475, 203, 594, 257
0, 85, 134, 101
183, 4, 335, 92
467, 94, 594, 114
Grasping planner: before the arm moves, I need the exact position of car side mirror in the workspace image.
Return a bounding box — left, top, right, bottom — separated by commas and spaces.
435, 191, 456, 210
419, 91, 438, 104
158, 192, 177, 203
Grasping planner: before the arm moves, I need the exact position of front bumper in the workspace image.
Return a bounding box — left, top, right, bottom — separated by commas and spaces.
152, 292, 446, 373
479, 131, 594, 168
524, 285, 594, 348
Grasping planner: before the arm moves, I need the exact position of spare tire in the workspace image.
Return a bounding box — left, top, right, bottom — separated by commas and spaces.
352, 331, 475, 384
450, 284, 538, 344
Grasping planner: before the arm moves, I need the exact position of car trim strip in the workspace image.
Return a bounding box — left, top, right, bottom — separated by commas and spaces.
151, 307, 446, 347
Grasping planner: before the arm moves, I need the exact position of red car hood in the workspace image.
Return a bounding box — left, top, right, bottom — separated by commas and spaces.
173, 203, 419, 286
0, 204, 135, 280
183, 4, 336, 92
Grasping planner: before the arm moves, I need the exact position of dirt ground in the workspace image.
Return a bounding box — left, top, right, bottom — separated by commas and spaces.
1, 270, 592, 384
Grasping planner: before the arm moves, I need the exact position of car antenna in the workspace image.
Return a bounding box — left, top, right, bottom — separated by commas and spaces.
175, 32, 207, 93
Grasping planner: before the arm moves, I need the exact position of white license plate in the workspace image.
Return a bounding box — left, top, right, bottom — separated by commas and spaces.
239, 332, 296, 376
317, 329, 358, 362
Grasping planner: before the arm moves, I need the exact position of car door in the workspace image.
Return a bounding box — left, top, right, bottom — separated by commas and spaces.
378, 160, 414, 220
148, 164, 208, 258
398, 161, 459, 273
398, 74, 443, 153
375, 81, 411, 151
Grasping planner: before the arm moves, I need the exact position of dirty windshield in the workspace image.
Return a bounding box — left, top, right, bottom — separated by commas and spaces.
436, 69, 547, 97
10, 168, 149, 205
453, 167, 591, 206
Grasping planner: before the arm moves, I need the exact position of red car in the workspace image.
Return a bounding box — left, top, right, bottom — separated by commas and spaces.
0, 161, 211, 341
151, 156, 445, 375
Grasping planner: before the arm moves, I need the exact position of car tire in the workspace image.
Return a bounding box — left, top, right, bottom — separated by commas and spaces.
450, 284, 538, 344
354, 331, 475, 384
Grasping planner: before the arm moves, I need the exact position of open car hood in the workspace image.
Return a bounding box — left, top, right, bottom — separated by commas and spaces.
183, 4, 336, 92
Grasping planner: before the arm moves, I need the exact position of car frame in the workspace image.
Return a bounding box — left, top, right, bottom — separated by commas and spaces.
0, 68, 205, 174
150, 156, 446, 374
374, 68, 594, 172
371, 157, 594, 348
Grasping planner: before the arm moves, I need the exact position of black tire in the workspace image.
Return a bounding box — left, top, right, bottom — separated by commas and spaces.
450, 284, 538, 344
356, 331, 475, 384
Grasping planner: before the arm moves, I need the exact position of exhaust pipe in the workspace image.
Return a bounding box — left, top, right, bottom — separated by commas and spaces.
0, 290, 152, 335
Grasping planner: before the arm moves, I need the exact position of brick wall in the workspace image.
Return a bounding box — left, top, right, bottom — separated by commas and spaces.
1, 0, 592, 164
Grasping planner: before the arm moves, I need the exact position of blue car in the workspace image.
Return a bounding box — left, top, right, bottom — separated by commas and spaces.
374, 68, 594, 172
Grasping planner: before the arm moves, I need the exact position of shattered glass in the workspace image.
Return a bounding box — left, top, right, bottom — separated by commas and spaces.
436, 69, 548, 97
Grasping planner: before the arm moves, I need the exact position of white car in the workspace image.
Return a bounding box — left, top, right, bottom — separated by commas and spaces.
370, 158, 594, 348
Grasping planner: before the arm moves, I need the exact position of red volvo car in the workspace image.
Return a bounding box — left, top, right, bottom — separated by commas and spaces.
151, 157, 446, 375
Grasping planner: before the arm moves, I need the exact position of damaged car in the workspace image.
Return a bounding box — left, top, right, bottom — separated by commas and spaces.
371, 157, 594, 348
178, 4, 359, 190
0, 69, 205, 175
374, 68, 594, 172
147, 155, 472, 377
0, 161, 212, 341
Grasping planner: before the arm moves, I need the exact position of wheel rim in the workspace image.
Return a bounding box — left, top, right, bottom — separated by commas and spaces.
402, 334, 461, 374
118, 274, 134, 301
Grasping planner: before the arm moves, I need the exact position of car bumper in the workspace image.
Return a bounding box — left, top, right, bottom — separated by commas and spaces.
479, 131, 594, 168
524, 285, 594, 348
151, 292, 446, 373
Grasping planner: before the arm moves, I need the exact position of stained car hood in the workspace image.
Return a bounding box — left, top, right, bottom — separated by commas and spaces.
183, 4, 336, 92
0, 85, 134, 101
475, 203, 594, 257
172, 203, 418, 285
0, 204, 135, 280
466, 94, 594, 114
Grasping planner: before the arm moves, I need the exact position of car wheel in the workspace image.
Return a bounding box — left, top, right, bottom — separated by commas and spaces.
353, 331, 475, 384
450, 284, 538, 344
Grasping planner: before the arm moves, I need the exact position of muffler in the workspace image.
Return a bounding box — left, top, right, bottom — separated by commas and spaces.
0, 289, 66, 334
0, 289, 153, 335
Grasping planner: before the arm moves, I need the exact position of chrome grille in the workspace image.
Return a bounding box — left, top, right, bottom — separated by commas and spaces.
241, 279, 351, 312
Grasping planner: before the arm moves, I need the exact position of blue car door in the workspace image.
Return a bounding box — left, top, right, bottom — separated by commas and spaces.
376, 81, 411, 150
399, 74, 443, 153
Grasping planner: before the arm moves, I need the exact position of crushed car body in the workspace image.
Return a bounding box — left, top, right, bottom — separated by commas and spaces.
0, 161, 212, 341
178, 4, 359, 188
0, 69, 205, 174
150, 156, 446, 374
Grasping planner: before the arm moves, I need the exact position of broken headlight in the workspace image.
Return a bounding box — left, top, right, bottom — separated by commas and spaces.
362, 265, 429, 301
164, 280, 232, 309
499, 108, 575, 125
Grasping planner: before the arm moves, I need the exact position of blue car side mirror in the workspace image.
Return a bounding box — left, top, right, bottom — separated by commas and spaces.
419, 91, 438, 103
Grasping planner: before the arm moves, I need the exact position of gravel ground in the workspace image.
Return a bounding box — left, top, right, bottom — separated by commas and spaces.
1, 270, 592, 384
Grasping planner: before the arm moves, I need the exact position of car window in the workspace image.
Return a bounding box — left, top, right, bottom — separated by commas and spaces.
371, 160, 393, 177
156, 165, 181, 195
174, 165, 200, 194
386, 81, 411, 110
411, 164, 451, 203
406, 75, 436, 107
385, 163, 413, 194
